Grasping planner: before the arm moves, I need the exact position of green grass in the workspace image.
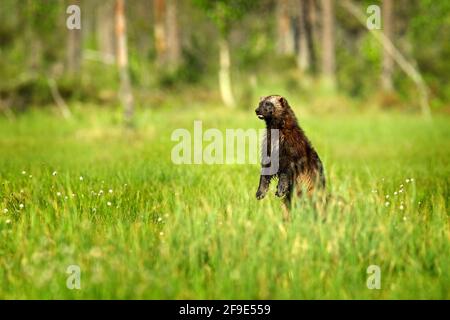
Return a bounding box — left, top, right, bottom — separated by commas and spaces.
0, 105, 449, 299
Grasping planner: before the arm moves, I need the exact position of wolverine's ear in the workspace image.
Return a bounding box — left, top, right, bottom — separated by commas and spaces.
259, 96, 266, 102
279, 96, 287, 107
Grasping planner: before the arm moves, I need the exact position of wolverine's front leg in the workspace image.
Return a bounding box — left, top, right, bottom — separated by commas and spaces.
276, 172, 290, 198
256, 175, 271, 200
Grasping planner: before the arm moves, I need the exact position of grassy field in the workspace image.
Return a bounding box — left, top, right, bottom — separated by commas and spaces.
0, 105, 449, 299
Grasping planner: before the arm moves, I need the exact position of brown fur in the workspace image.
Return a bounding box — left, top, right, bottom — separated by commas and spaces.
255, 95, 325, 214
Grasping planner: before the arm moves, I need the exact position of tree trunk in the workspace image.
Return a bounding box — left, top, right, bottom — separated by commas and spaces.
309, 0, 320, 55
115, 0, 134, 126
67, 0, 82, 75
382, 0, 394, 91
96, 0, 115, 63
28, 35, 42, 72
166, 0, 181, 70
219, 38, 235, 108
47, 78, 72, 119
297, 0, 311, 71
320, 0, 335, 88
25, 0, 41, 71
276, 0, 295, 55
153, 0, 181, 70
154, 0, 167, 66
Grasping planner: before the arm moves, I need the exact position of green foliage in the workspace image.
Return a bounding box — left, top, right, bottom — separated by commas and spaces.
408, 0, 450, 105
236, 24, 275, 70
156, 37, 209, 88
193, 0, 257, 36
337, 34, 382, 98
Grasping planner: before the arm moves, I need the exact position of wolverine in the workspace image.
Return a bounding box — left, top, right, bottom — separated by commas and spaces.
255, 95, 325, 210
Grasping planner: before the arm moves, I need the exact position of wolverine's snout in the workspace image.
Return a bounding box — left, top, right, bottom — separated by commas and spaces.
255, 101, 274, 120
255, 108, 264, 119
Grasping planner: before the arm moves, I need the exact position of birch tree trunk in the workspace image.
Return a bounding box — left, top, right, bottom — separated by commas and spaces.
115, 0, 134, 125
219, 38, 235, 108
277, 0, 295, 55
97, 0, 115, 63
166, 0, 181, 71
321, 0, 336, 88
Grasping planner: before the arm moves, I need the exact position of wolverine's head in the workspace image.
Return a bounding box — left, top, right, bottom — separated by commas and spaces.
255, 95, 289, 121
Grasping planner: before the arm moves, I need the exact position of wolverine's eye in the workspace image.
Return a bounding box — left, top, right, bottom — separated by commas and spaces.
264, 102, 274, 108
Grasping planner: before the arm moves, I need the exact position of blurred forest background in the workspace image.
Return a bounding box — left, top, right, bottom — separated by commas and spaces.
0, 0, 449, 122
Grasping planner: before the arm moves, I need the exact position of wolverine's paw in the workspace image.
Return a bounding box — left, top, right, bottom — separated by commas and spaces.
275, 185, 288, 198
256, 190, 266, 200
275, 190, 286, 198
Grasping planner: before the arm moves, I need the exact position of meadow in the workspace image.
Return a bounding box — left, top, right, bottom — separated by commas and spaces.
0, 105, 449, 299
